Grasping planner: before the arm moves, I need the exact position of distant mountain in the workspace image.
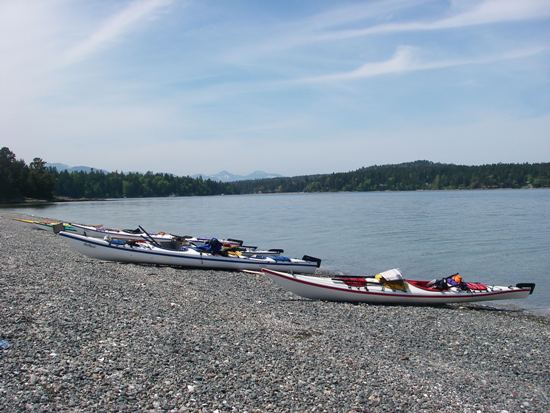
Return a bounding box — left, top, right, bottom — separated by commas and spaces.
194, 170, 283, 182
47, 163, 108, 173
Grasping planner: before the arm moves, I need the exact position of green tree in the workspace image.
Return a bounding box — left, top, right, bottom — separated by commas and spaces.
0, 147, 27, 201
26, 157, 55, 200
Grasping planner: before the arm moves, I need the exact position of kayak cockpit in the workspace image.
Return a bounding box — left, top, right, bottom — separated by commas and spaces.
406, 279, 488, 292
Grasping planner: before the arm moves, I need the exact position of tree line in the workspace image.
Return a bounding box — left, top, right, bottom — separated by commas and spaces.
54, 170, 232, 199
0, 147, 232, 202
1, 147, 549, 203
0, 147, 55, 202
231, 160, 550, 193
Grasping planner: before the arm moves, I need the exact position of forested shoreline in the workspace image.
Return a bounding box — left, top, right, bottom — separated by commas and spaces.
1, 146, 549, 202
234, 160, 550, 193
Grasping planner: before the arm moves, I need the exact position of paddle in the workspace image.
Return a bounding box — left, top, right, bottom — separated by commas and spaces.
330, 274, 372, 278
138, 225, 162, 248
227, 238, 244, 246
237, 246, 285, 256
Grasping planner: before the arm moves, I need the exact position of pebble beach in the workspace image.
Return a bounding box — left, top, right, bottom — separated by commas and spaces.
1, 213, 549, 412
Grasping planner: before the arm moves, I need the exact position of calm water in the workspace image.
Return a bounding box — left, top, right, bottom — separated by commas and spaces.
8, 189, 550, 313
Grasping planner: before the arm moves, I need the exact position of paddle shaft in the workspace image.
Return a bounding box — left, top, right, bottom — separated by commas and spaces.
138, 225, 163, 248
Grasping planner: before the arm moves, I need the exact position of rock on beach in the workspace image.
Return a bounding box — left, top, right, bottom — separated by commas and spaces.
0, 213, 549, 412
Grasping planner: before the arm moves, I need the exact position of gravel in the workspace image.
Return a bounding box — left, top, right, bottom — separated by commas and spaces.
1, 213, 549, 412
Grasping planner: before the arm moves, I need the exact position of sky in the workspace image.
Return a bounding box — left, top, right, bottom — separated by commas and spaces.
1, 0, 549, 176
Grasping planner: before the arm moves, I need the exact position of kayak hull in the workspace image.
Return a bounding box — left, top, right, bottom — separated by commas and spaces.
261, 269, 533, 304
59, 232, 319, 273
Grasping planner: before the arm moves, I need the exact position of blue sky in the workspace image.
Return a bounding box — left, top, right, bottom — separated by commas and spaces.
1, 0, 549, 175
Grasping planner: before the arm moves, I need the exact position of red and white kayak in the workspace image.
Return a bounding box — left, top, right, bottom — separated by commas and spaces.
259, 269, 535, 304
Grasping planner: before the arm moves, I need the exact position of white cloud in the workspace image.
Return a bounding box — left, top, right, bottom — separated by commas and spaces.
313, 0, 550, 42
231, 0, 550, 58
63, 0, 174, 65
299, 45, 550, 83
224, 0, 428, 61
305, 0, 422, 30
0, 0, 178, 160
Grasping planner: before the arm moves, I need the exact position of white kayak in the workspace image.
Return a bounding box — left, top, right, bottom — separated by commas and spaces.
258, 269, 535, 304
69, 223, 176, 243
68, 223, 279, 254
59, 231, 321, 273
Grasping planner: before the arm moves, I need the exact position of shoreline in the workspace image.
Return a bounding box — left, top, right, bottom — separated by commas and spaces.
1, 187, 548, 208
1, 213, 549, 412
0, 197, 107, 207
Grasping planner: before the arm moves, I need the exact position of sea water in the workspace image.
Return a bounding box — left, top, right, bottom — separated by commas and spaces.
9, 189, 550, 313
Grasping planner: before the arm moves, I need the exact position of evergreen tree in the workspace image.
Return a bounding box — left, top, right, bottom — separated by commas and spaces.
0, 147, 27, 201
26, 158, 55, 200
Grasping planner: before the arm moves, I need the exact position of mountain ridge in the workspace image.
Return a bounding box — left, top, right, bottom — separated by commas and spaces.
46, 163, 108, 174
193, 170, 283, 182
46, 163, 282, 181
